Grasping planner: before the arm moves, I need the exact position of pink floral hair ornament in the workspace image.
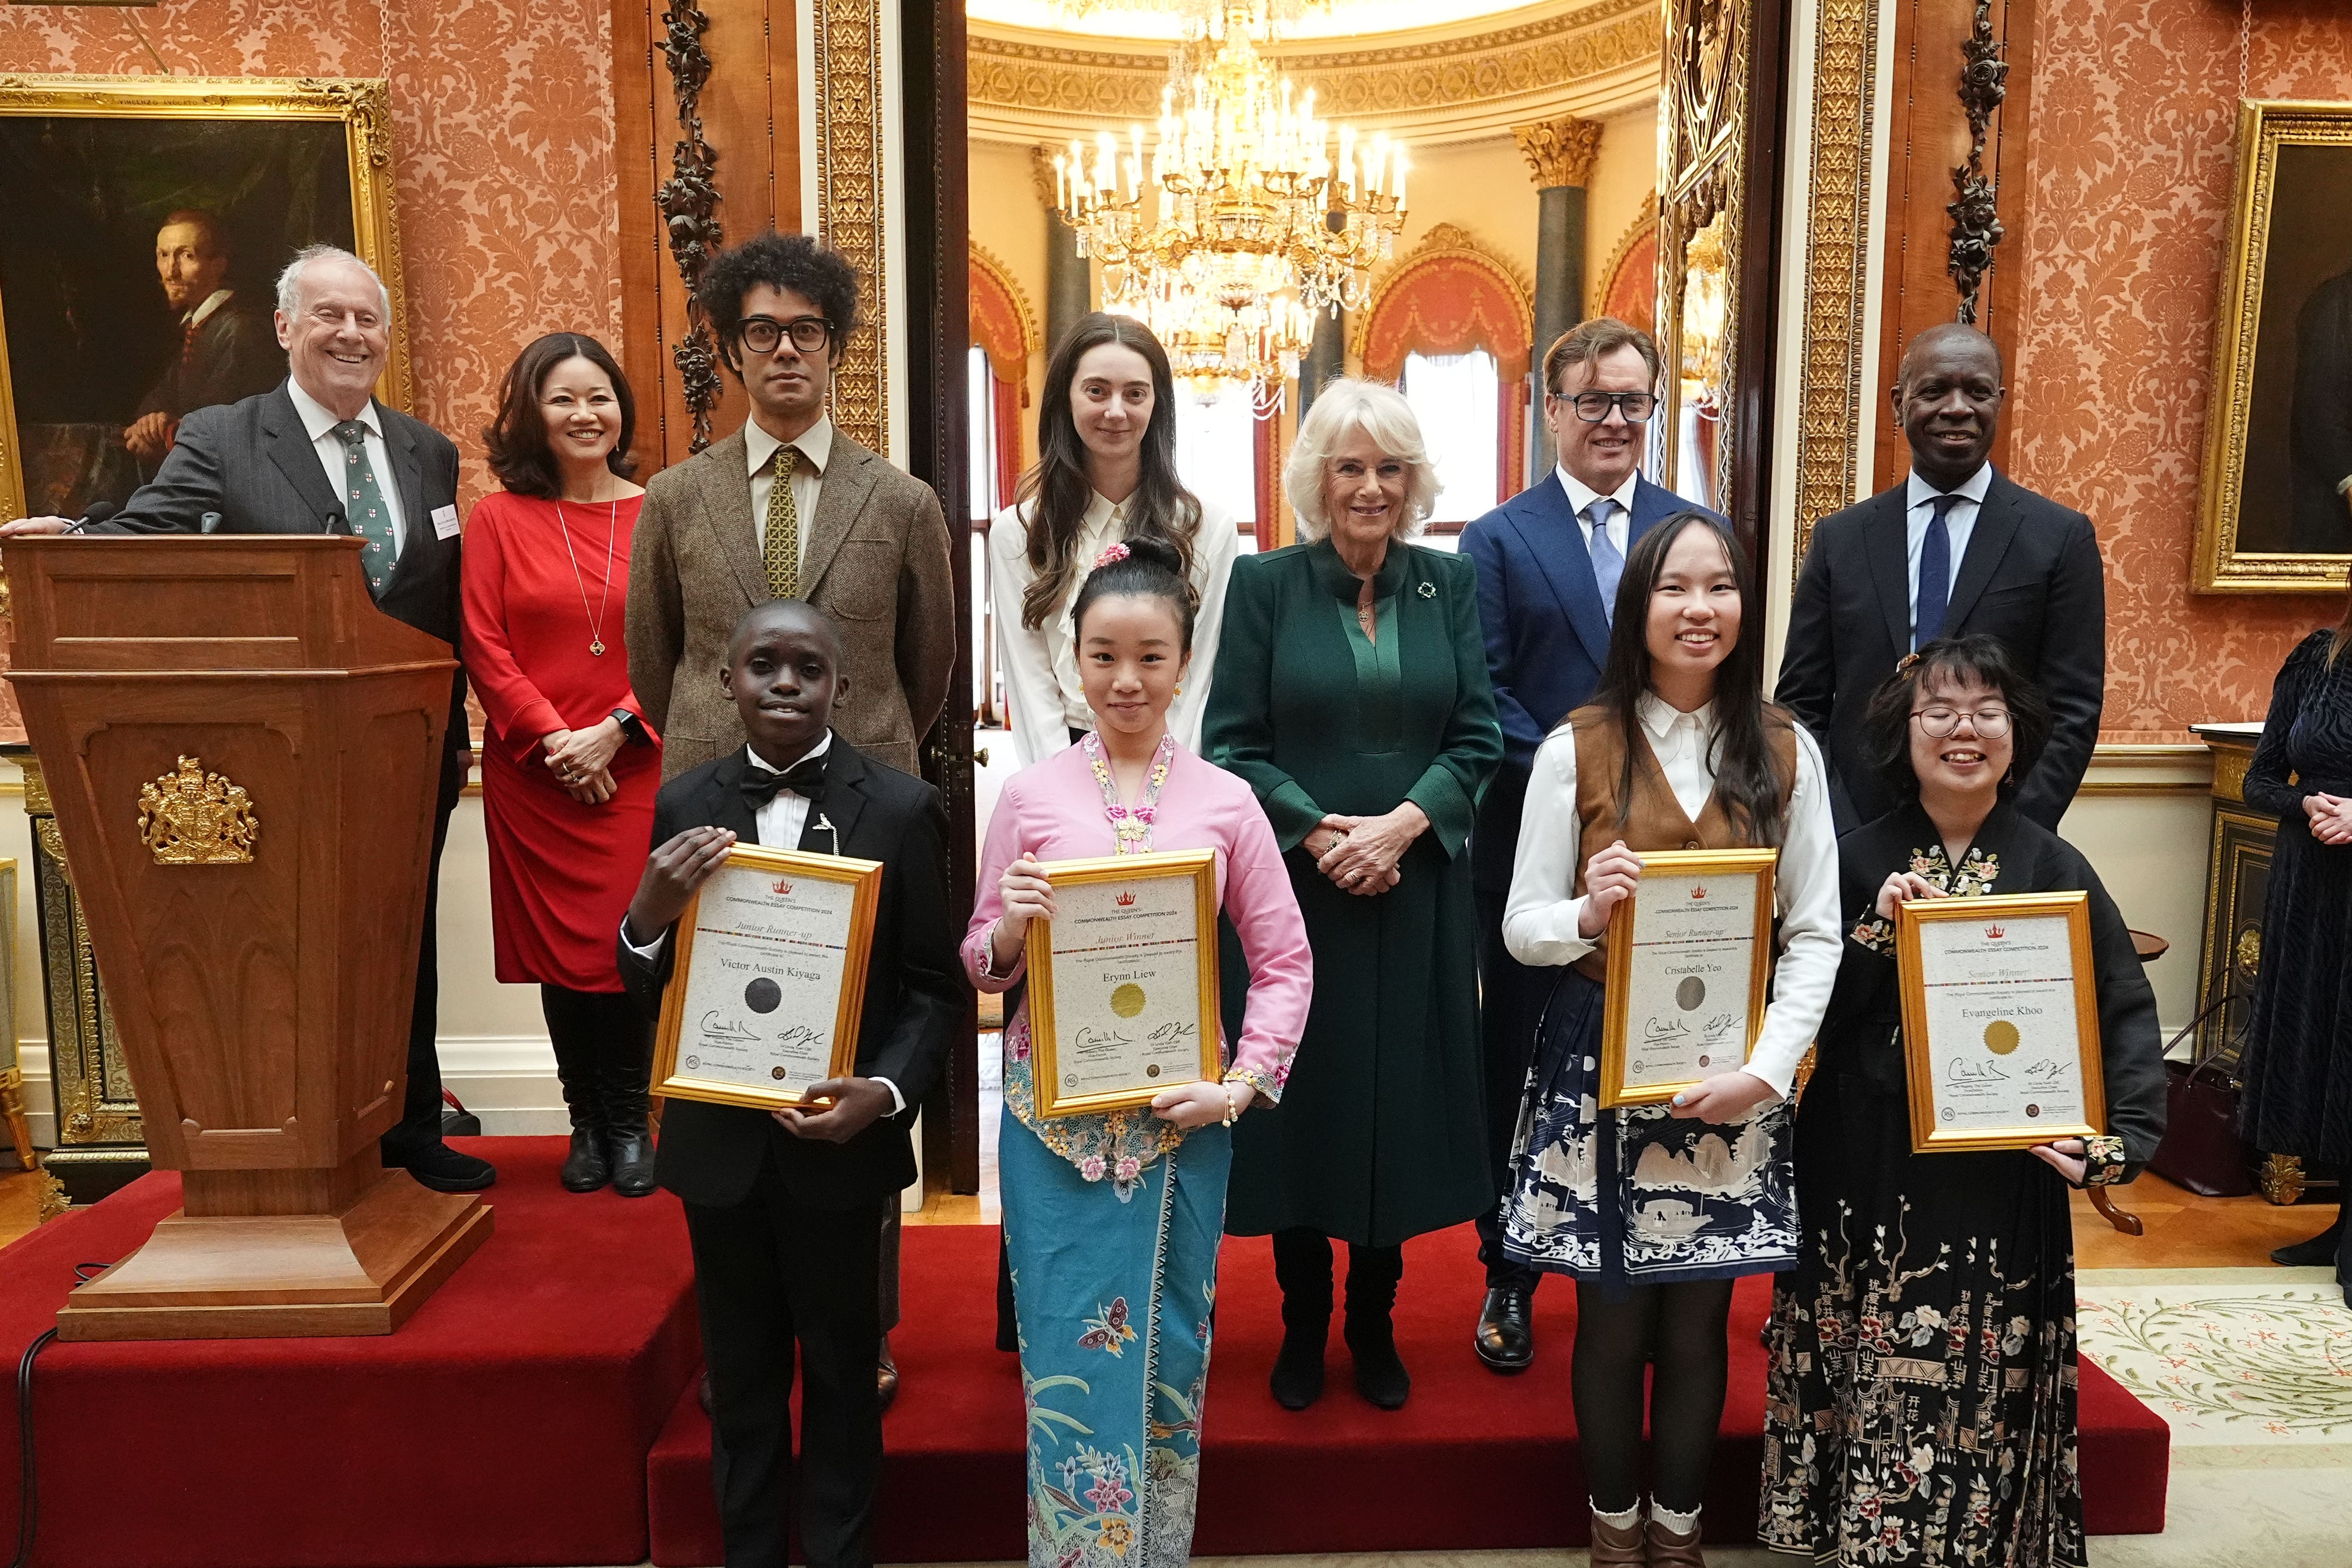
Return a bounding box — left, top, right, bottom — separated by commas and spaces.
1093, 540, 1131, 569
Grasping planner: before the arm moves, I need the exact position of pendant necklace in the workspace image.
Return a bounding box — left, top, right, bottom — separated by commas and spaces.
554, 496, 619, 656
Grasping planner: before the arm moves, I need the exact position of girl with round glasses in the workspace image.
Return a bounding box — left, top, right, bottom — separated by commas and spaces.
1760, 634, 2166, 1568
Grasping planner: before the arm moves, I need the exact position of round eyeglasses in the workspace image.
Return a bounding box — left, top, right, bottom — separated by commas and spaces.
738, 315, 830, 355
1912, 706, 2012, 738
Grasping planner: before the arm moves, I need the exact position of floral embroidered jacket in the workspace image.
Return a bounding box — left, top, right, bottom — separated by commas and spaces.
1821, 797, 2168, 1184
964, 738, 1315, 1185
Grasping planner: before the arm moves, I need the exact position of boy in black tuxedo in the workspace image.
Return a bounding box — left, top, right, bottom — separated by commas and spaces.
618, 599, 965, 1568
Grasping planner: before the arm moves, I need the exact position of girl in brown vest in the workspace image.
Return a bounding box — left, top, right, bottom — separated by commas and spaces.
1497, 512, 1843, 1566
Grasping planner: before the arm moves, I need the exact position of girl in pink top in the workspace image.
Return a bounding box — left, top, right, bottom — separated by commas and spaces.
963, 536, 1312, 1568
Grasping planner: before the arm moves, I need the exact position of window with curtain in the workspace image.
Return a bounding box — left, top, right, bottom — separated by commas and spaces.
1402, 349, 1500, 534
1174, 386, 1259, 528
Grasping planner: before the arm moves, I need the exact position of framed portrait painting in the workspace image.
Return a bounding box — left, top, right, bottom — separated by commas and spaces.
2195, 99, 2352, 593
0, 76, 410, 523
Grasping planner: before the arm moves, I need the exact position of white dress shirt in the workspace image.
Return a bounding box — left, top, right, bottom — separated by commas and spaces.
1500, 693, 1842, 1098
1903, 462, 1993, 634
287, 377, 405, 550
1555, 465, 1639, 558
987, 491, 1240, 765
744, 414, 834, 563
619, 733, 903, 1112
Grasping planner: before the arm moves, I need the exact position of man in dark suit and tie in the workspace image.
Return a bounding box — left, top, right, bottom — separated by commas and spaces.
1458, 317, 1723, 1373
1776, 322, 2105, 831
618, 598, 964, 1568
2, 244, 489, 1193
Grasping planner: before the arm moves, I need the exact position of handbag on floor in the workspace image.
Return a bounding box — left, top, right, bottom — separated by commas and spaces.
2149, 994, 2254, 1198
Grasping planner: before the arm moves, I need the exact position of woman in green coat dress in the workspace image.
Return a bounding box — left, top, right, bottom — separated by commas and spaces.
1207, 377, 1504, 1412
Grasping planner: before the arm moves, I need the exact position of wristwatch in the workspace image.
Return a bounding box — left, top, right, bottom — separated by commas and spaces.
609, 709, 650, 747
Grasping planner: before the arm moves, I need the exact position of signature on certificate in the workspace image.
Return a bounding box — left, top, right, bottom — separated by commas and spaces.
1148, 1019, 1198, 1045
774, 1021, 829, 1051
700, 1012, 759, 1043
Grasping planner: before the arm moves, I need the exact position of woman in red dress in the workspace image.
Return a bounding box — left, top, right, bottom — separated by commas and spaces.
464, 333, 664, 1195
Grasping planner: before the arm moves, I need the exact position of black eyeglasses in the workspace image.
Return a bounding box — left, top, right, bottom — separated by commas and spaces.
1912, 706, 2013, 738
1552, 390, 1658, 424
738, 315, 831, 355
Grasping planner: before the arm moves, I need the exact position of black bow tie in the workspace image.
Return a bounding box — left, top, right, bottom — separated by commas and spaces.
742, 751, 826, 807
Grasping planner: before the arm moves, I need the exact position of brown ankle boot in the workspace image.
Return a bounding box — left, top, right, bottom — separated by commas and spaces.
1645, 1512, 1706, 1567
1589, 1507, 1646, 1567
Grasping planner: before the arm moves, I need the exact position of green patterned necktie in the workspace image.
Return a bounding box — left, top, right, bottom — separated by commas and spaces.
764, 444, 801, 599
332, 419, 398, 599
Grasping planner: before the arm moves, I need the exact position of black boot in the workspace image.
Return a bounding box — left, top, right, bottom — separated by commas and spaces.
1269, 1228, 1332, 1410
604, 1015, 659, 1198
2273, 1212, 2344, 1268
546, 989, 610, 1192
1344, 1242, 1409, 1410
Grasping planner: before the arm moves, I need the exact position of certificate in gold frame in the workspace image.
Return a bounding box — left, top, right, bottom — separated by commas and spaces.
1897, 891, 2107, 1155
650, 844, 881, 1112
1025, 848, 1222, 1118
1599, 847, 1778, 1108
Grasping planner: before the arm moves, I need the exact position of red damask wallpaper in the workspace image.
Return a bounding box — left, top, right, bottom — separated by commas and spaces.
0, 0, 624, 512
2010, 0, 2352, 740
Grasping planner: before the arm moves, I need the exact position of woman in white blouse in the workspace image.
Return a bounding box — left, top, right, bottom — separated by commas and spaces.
1494, 511, 1840, 1568
989, 313, 1238, 764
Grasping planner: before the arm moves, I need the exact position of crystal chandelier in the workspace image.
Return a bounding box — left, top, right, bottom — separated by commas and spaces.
1053, 0, 1409, 407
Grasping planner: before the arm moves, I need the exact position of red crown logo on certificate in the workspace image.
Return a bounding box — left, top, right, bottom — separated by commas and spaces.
1115, 890, 1137, 907
1689, 885, 1708, 900
771, 879, 794, 895
1984, 924, 2005, 939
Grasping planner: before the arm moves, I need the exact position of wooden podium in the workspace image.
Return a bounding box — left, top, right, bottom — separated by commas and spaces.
4, 536, 492, 1339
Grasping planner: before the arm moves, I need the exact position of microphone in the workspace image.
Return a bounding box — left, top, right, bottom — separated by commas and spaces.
61, 500, 119, 534
199, 511, 222, 536
323, 508, 351, 536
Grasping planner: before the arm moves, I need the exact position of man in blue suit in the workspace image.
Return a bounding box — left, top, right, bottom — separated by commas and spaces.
1458, 318, 1723, 1373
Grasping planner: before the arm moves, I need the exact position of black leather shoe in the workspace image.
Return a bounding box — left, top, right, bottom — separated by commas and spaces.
560, 1127, 611, 1193
608, 1134, 658, 1198
1474, 1285, 1535, 1373
401, 1140, 496, 1193
877, 1335, 900, 1413
2273, 1216, 2344, 1268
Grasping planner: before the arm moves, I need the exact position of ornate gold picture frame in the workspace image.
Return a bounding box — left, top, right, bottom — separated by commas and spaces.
1598, 847, 1776, 1109
650, 844, 880, 1113
1897, 891, 2107, 1155
1025, 849, 1222, 1119
2194, 99, 2352, 593
0, 75, 410, 523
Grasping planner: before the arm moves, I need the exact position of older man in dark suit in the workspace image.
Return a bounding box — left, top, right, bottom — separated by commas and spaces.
2, 245, 488, 1193
1776, 322, 2106, 831
1457, 317, 1724, 1373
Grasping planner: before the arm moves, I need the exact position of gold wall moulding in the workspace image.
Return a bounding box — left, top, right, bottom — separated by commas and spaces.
1790, 0, 1882, 573
1513, 114, 1603, 189
967, 0, 1661, 145
136, 756, 258, 865
812, 0, 890, 458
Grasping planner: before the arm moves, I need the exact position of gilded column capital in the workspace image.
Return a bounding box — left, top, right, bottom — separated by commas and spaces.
1514, 116, 1604, 190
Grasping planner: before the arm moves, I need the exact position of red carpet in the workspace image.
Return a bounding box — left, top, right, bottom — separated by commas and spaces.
648, 1223, 2170, 1566
0, 1139, 2164, 1566
0, 1138, 700, 1568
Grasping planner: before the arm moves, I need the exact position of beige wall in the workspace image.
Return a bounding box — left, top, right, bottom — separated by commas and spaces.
1584, 101, 1658, 299
970, 139, 1055, 478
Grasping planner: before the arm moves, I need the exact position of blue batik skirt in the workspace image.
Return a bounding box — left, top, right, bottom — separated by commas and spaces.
1499, 968, 1797, 1293
1002, 1105, 1231, 1568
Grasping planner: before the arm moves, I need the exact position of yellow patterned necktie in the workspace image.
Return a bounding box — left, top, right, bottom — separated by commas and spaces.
763, 444, 801, 599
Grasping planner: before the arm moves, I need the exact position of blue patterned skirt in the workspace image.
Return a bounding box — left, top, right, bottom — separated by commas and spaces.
1499, 968, 1797, 1292
1002, 1105, 1231, 1568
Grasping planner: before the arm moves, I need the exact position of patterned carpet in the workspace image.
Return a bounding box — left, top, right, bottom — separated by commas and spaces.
2078, 1266, 2352, 1465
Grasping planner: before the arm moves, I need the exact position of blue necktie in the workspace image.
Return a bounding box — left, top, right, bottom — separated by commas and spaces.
1586, 500, 1623, 624
1914, 492, 1961, 650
